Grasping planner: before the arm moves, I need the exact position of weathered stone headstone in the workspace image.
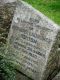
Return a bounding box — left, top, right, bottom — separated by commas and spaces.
5, 1, 60, 80
52, 72, 60, 80
0, 0, 17, 56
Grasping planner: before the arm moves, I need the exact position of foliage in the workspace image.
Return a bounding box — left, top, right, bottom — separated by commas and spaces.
0, 55, 16, 80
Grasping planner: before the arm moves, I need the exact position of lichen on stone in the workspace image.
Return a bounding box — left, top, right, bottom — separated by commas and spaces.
0, 2, 16, 55
0, 2, 16, 44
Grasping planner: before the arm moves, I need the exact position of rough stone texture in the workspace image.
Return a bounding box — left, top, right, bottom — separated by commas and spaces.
16, 71, 33, 80
43, 31, 60, 80
0, 1, 16, 56
0, 0, 16, 4
52, 72, 60, 80
5, 1, 60, 80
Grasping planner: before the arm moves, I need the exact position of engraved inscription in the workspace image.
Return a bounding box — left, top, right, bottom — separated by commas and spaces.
6, 1, 58, 79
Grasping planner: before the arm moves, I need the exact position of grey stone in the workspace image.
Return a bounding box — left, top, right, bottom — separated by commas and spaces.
0, 0, 17, 56
16, 71, 33, 80
0, 0, 16, 4
5, 1, 60, 80
52, 72, 60, 80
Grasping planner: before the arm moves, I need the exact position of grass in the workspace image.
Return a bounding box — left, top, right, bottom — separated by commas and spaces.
23, 0, 60, 25
0, 56, 16, 80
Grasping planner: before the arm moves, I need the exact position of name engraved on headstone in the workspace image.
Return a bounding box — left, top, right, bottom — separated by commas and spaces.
5, 1, 60, 80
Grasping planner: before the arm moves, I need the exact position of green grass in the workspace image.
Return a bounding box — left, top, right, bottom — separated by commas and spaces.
0, 56, 16, 80
23, 0, 60, 25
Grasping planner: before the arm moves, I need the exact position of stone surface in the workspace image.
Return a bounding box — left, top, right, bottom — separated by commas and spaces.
0, 1, 16, 56
52, 72, 60, 80
5, 1, 60, 80
16, 71, 33, 80
0, 0, 16, 4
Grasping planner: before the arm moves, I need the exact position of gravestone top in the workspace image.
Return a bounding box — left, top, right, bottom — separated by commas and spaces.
5, 1, 60, 80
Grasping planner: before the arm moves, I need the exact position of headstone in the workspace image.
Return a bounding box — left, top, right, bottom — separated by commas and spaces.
5, 1, 60, 80
52, 72, 60, 80
0, 0, 17, 56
